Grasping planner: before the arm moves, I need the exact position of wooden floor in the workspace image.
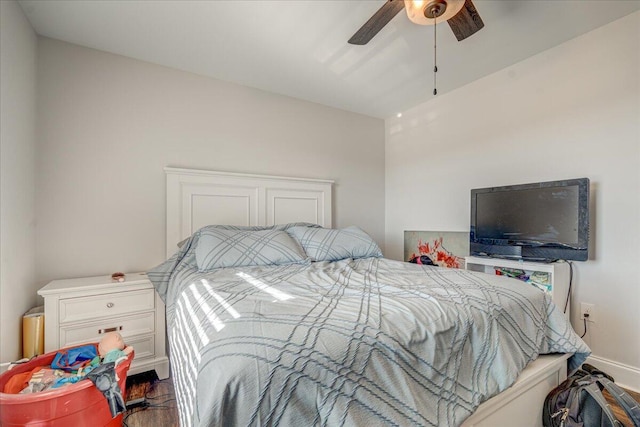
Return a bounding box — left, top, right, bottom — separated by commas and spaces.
123, 371, 179, 427
604, 387, 640, 427
122, 372, 640, 426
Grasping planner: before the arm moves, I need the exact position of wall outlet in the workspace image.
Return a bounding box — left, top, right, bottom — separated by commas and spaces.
581, 303, 596, 323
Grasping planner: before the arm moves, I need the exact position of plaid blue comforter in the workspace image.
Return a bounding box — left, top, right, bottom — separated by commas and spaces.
149, 256, 589, 427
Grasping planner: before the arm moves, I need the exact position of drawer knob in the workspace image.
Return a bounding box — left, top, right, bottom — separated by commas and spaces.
106, 302, 114, 308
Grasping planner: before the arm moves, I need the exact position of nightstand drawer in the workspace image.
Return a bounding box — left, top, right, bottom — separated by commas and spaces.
60, 312, 155, 347
126, 334, 155, 360
59, 288, 154, 323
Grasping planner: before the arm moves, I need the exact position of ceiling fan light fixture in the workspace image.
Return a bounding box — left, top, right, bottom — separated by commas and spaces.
404, 0, 465, 25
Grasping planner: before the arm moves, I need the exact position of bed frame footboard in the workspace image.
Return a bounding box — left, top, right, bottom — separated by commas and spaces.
462, 353, 570, 427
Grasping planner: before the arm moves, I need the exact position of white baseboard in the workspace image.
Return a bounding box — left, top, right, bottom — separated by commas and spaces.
586, 355, 640, 392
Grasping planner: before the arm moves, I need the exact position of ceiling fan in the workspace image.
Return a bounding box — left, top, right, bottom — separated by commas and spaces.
348, 0, 484, 45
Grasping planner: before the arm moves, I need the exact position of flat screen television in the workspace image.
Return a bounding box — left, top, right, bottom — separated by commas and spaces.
470, 178, 590, 262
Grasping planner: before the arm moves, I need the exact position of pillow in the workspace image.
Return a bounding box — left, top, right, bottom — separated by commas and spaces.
177, 222, 321, 248
287, 226, 383, 262
195, 228, 308, 271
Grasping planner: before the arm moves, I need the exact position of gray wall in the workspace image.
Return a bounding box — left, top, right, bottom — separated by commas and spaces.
385, 12, 640, 389
0, 0, 38, 363
35, 38, 385, 286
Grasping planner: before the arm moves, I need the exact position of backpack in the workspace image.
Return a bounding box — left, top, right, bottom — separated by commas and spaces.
543, 364, 640, 427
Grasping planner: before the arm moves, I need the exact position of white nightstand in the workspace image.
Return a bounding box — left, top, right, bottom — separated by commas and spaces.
38, 272, 169, 379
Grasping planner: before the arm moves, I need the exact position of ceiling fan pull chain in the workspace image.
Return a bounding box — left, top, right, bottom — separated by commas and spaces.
433, 15, 438, 96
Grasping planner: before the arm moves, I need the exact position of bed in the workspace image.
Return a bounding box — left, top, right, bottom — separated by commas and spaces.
148, 168, 590, 427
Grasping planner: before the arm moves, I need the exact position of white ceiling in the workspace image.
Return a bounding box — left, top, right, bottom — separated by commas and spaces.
18, 0, 640, 118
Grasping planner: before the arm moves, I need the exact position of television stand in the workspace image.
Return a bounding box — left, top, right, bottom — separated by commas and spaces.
472, 253, 556, 263
464, 256, 570, 319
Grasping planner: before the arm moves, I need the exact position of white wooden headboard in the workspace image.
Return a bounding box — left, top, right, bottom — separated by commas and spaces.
165, 167, 333, 257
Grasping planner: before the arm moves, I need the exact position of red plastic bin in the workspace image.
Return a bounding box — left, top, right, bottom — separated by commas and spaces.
0, 345, 134, 427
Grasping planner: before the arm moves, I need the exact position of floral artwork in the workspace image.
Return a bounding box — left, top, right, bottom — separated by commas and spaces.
404, 231, 469, 269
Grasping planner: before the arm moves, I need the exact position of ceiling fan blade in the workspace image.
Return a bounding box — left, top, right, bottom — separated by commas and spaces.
348, 0, 406, 45
447, 0, 484, 41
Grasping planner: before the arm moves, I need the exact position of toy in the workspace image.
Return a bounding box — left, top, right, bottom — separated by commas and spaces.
98, 332, 133, 364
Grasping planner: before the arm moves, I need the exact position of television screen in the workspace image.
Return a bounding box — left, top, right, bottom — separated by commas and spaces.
470, 178, 589, 261
476, 186, 580, 244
